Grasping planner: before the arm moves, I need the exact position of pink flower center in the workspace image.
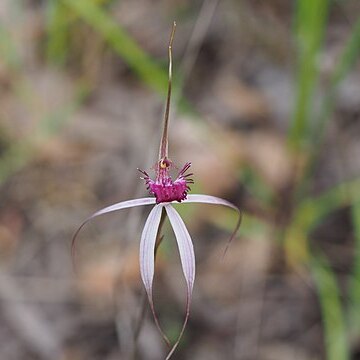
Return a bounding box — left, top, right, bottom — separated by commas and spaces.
139, 159, 194, 204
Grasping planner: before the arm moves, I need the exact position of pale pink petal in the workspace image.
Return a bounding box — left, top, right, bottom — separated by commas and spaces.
139, 204, 171, 347
182, 194, 242, 256
184, 194, 238, 210
164, 204, 195, 359
72, 198, 156, 267
139, 204, 163, 294
90, 197, 156, 217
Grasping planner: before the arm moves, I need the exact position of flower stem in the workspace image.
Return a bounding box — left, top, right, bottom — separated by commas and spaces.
159, 21, 176, 160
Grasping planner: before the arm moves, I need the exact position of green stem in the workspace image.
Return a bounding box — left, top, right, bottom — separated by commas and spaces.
311, 252, 350, 360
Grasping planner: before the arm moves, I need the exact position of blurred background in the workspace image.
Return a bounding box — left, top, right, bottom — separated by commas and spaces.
0, 0, 360, 359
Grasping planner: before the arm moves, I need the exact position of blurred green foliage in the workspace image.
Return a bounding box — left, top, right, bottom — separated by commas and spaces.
55, 0, 168, 94
289, 0, 329, 150
311, 253, 349, 360
0, 1, 359, 359
288, 2, 360, 358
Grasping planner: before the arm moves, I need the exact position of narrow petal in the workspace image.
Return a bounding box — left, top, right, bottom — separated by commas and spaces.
72, 198, 156, 268
182, 194, 242, 256
139, 204, 163, 297
140, 204, 171, 347
165, 205, 195, 288
165, 204, 195, 359
184, 194, 238, 210
91, 197, 156, 217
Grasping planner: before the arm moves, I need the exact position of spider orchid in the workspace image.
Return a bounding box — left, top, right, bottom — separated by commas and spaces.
72, 22, 241, 360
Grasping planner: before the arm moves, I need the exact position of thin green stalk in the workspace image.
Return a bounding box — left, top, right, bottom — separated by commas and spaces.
46, 0, 73, 64
309, 17, 360, 158
311, 252, 350, 360
348, 200, 360, 336
294, 17, 360, 199
289, 0, 329, 150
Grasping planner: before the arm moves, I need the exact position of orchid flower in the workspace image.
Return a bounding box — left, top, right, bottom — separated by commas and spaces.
72, 22, 241, 359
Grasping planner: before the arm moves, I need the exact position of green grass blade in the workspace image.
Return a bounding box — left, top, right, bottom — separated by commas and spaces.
311, 252, 350, 360
297, 18, 360, 197
61, 0, 168, 95
348, 200, 360, 335
294, 179, 360, 232
289, 0, 329, 149
46, 0, 73, 64
285, 180, 359, 266
330, 18, 360, 87
312, 17, 360, 146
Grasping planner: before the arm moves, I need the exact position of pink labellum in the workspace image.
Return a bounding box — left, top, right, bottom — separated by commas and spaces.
139, 161, 194, 204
